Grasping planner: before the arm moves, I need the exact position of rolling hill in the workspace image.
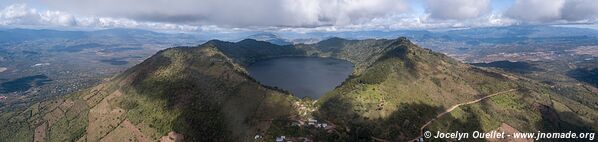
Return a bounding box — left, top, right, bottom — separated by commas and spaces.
314, 38, 598, 141
246, 33, 292, 46
0, 37, 596, 141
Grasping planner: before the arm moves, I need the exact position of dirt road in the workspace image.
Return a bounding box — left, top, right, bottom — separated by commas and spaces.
410, 89, 517, 142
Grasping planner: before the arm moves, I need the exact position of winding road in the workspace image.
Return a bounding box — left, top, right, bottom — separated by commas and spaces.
409, 89, 517, 142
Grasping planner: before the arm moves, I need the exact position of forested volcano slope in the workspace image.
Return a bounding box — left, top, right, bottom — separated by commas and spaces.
0, 37, 595, 142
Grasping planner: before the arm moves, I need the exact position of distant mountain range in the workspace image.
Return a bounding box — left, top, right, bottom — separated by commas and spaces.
0, 28, 204, 44
2, 25, 596, 45
246, 33, 292, 45
1, 37, 595, 141
242, 25, 598, 43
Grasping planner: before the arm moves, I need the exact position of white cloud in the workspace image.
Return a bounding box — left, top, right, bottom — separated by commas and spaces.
424, 0, 491, 20
561, 0, 598, 21
506, 0, 598, 23
0, 4, 41, 25
41, 0, 410, 27
40, 11, 77, 26
1, 1, 597, 32
506, 0, 564, 22
270, 13, 517, 33
0, 3, 519, 33
0, 4, 201, 32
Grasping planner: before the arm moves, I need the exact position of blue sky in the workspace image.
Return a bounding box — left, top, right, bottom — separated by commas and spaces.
408, 0, 512, 13
492, 0, 514, 11
0, 0, 596, 33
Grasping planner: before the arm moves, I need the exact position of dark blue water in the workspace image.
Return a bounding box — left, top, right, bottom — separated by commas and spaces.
247, 57, 353, 99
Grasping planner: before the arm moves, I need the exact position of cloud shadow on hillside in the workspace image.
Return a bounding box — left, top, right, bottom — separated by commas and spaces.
315, 95, 484, 141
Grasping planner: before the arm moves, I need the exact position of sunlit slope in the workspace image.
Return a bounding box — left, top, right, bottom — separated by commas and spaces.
0, 37, 595, 142
316, 38, 598, 141
0, 44, 299, 141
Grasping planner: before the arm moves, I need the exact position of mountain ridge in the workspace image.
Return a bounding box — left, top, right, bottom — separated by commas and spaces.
0, 37, 596, 141
246, 33, 292, 45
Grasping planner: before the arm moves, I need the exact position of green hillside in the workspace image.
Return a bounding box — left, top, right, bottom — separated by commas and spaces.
315, 38, 598, 141
0, 37, 595, 142
0, 44, 299, 141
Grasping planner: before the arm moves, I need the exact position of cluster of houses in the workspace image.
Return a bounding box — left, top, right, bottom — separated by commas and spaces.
289, 118, 330, 129
253, 118, 336, 142
307, 118, 327, 128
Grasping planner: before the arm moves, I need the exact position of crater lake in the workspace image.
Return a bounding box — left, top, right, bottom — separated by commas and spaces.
247, 57, 354, 99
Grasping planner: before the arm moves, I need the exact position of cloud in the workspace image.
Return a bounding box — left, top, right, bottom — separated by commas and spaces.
0, 3, 517, 32
0, 4, 41, 25
561, 0, 598, 21
506, 0, 564, 22
0, 4, 201, 32
506, 0, 598, 23
1, 1, 596, 32
41, 0, 410, 27
424, 0, 491, 20
0, 4, 76, 27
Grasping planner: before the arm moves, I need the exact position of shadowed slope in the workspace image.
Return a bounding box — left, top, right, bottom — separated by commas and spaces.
0, 37, 595, 142
315, 38, 598, 141
0, 44, 300, 141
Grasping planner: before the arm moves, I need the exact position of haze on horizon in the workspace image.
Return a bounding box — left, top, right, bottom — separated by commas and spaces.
0, 0, 597, 33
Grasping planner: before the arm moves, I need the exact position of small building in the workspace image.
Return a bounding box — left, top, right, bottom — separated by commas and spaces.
307, 118, 317, 125
276, 136, 286, 142
254, 134, 262, 139
319, 123, 328, 128
320, 123, 328, 128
